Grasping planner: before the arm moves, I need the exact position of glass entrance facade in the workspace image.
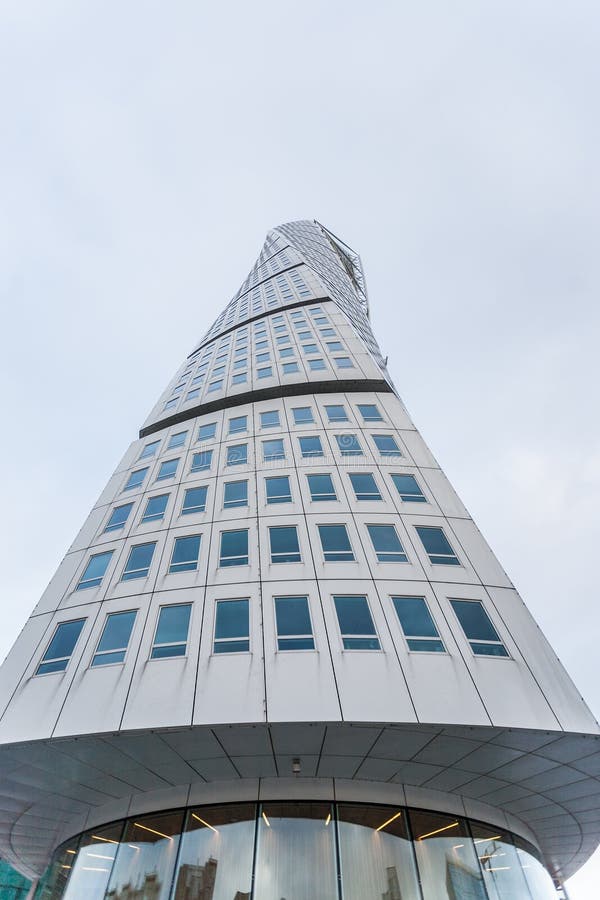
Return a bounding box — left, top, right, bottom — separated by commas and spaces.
35, 801, 559, 900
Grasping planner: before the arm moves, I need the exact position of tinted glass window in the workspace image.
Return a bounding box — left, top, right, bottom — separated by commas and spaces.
36, 619, 86, 675
104, 503, 133, 532
415, 526, 459, 565
191, 450, 213, 472
227, 444, 248, 466
392, 597, 445, 652
357, 404, 382, 421
168, 431, 188, 449
157, 458, 179, 480
349, 473, 381, 500
292, 407, 314, 424
391, 474, 426, 502
229, 415, 247, 434
298, 436, 323, 458
336, 434, 362, 456
220, 530, 249, 566
141, 494, 169, 523
450, 600, 509, 657
124, 467, 148, 490
269, 526, 301, 563
263, 439, 285, 461
318, 524, 354, 561
265, 476, 292, 504
198, 423, 217, 441
307, 473, 336, 501
367, 525, 408, 563
121, 542, 156, 580
274, 596, 314, 650
151, 604, 191, 658
92, 611, 137, 666
76, 551, 113, 590
325, 404, 348, 422
214, 599, 250, 653
224, 480, 248, 509
333, 596, 380, 650
139, 440, 160, 459
373, 434, 402, 456
182, 486, 207, 514
260, 410, 280, 428
169, 535, 201, 573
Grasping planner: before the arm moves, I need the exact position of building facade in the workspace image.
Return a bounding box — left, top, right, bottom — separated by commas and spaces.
0, 220, 599, 899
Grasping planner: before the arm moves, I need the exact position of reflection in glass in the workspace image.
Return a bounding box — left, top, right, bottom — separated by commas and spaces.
338, 805, 421, 900
255, 803, 336, 900
470, 822, 532, 899
409, 810, 487, 900
34, 838, 79, 900
104, 811, 184, 900
174, 804, 255, 900
514, 836, 559, 900
62, 823, 123, 900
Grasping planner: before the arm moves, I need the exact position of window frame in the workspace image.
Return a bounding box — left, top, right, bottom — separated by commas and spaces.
168, 534, 202, 574
213, 598, 250, 654
150, 603, 192, 660
449, 599, 510, 658
219, 529, 249, 567
415, 526, 460, 566
35, 618, 86, 675
90, 610, 138, 668
268, 525, 301, 564
274, 595, 315, 651
333, 595, 381, 651
391, 596, 446, 654
317, 523, 356, 562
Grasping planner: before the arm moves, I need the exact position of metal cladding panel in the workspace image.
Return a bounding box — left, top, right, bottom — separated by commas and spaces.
0, 220, 598, 888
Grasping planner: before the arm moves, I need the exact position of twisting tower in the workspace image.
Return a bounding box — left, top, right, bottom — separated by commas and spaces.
1, 221, 598, 899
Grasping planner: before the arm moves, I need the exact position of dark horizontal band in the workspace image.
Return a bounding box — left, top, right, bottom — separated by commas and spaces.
188, 293, 331, 358
139, 378, 394, 438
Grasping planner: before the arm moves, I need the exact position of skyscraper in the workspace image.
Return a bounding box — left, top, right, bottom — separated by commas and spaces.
0, 220, 598, 899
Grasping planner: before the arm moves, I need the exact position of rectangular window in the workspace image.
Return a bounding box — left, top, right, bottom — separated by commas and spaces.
320, 328, 336, 337
262, 439, 285, 462
265, 475, 292, 504
224, 480, 248, 509
164, 398, 177, 410
141, 494, 169, 523
373, 434, 402, 457
214, 599, 250, 653
392, 597, 445, 652
219, 529, 249, 567
318, 524, 354, 562
191, 450, 213, 473
182, 486, 207, 515
151, 604, 192, 659
208, 379, 223, 392
336, 434, 363, 456
121, 542, 156, 581
279, 347, 295, 359
232, 372, 247, 385
298, 436, 323, 458
229, 415, 247, 434
357, 404, 383, 422
186, 388, 200, 402
325, 404, 348, 422
197, 423, 216, 442
333, 596, 380, 650
334, 356, 354, 369
367, 525, 408, 562
169, 535, 201, 573
260, 410, 280, 429
326, 341, 344, 351
156, 458, 179, 481
450, 600, 509, 657
227, 444, 248, 466
349, 473, 381, 501
167, 431, 188, 450
292, 406, 314, 424
76, 551, 113, 590
91, 611, 137, 667
233, 358, 247, 370
139, 441, 160, 459
123, 467, 148, 491
104, 503, 133, 533
36, 619, 86, 675
307, 473, 337, 501
391, 473, 426, 502
258, 366, 273, 378
269, 526, 301, 563
309, 358, 326, 371
303, 343, 318, 355
416, 526, 460, 565
275, 596, 314, 650
257, 352, 270, 363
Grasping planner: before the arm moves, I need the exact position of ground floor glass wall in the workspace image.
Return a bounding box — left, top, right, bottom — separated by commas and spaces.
35, 800, 560, 900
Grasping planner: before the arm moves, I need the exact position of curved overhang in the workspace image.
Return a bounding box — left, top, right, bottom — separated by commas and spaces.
2, 722, 599, 883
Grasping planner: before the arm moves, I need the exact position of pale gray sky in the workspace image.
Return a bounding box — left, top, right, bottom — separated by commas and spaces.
1, 2, 599, 895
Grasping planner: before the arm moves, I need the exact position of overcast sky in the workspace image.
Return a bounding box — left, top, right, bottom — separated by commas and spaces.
1, 2, 599, 895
